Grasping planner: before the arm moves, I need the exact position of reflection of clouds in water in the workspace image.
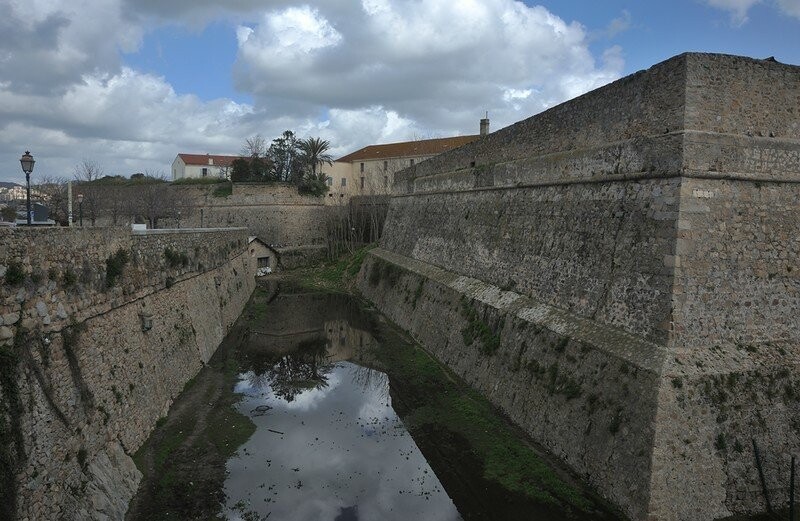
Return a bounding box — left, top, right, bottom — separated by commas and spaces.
224, 362, 460, 521
235, 369, 343, 412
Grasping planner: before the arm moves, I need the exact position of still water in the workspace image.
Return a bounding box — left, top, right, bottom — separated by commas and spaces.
224, 362, 460, 520
221, 286, 461, 520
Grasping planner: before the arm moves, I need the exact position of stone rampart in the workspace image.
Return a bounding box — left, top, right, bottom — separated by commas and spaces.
360, 53, 800, 520
179, 183, 328, 250
0, 227, 256, 520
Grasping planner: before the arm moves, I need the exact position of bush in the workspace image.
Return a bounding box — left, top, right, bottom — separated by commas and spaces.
164, 248, 190, 268
3, 261, 25, 286
105, 249, 130, 287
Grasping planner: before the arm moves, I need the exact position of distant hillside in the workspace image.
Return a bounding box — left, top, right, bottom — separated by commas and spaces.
0, 181, 22, 188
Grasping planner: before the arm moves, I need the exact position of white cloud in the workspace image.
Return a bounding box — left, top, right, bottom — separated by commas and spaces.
237, 6, 342, 71
232, 0, 622, 138
603, 10, 632, 38
0, 0, 625, 183
0, 68, 256, 179
704, 0, 760, 25
777, 0, 800, 18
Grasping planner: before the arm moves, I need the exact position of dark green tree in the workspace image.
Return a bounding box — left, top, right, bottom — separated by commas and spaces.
268, 130, 302, 183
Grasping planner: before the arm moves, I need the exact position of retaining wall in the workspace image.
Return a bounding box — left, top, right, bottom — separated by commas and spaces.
0, 227, 256, 520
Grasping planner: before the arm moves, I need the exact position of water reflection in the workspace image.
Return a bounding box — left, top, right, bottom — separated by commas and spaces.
223, 290, 460, 521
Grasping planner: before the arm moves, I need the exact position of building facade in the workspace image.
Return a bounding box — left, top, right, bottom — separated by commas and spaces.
322, 121, 488, 203
171, 154, 241, 181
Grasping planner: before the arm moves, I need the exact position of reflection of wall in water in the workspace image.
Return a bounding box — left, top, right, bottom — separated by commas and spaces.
323, 319, 377, 363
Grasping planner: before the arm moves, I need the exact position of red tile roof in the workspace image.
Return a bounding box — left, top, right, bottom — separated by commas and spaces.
336, 135, 480, 163
177, 154, 242, 167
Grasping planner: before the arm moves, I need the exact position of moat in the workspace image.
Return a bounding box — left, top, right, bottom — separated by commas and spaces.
126, 282, 619, 521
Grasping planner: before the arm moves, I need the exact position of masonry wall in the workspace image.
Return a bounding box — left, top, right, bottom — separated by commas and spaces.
0, 227, 256, 520
362, 53, 800, 521
383, 179, 680, 345
179, 184, 327, 249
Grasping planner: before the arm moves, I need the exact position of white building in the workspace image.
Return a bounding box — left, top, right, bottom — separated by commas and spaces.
171, 154, 241, 181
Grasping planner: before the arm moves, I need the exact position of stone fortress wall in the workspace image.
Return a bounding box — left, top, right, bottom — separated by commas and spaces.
358, 53, 800, 520
0, 226, 256, 520
177, 183, 328, 266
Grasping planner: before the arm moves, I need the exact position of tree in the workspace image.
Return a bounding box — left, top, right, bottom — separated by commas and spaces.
299, 137, 333, 176
73, 160, 104, 226
130, 172, 195, 228
230, 158, 252, 182
241, 134, 267, 160
268, 130, 302, 183
236, 135, 273, 181
33, 175, 69, 225
0, 204, 17, 222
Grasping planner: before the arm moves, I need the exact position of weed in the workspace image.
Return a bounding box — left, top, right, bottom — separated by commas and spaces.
105, 248, 130, 287
164, 248, 190, 269
460, 299, 501, 355
715, 433, 726, 451
212, 183, 233, 197
62, 268, 77, 288
77, 448, 88, 469
411, 279, 425, 309
30, 269, 44, 284
3, 261, 25, 286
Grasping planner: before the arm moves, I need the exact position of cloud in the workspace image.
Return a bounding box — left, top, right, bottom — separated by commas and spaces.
0, 0, 624, 183
0, 68, 257, 179
233, 0, 622, 136
705, 0, 761, 25
777, 0, 800, 18
603, 10, 632, 38
0, 0, 143, 94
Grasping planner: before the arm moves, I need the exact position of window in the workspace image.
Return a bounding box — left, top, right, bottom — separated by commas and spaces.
360, 162, 364, 173
257, 257, 270, 268
384, 175, 388, 187
201, 167, 208, 177
326, 176, 333, 186
360, 177, 365, 189
383, 161, 388, 171
341, 177, 347, 187
410, 159, 415, 166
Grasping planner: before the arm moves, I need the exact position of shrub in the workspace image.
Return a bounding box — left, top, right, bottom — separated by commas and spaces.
62, 268, 77, 288
3, 261, 25, 286
164, 248, 190, 269
105, 249, 130, 287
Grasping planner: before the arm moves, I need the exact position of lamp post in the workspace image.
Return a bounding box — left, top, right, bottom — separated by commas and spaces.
19, 151, 35, 225
77, 194, 84, 227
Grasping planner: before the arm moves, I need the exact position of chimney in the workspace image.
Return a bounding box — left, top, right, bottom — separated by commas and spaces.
480, 112, 490, 137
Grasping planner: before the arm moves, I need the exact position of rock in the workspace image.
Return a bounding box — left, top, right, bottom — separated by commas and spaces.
20, 318, 36, 331
36, 301, 49, 318
3, 312, 20, 325
80, 442, 142, 521
0, 326, 12, 341
56, 303, 68, 320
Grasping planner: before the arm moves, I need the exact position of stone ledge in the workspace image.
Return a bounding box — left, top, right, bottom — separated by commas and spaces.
371, 247, 670, 373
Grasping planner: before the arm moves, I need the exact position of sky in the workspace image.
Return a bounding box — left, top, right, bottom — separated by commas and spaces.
0, 0, 799, 184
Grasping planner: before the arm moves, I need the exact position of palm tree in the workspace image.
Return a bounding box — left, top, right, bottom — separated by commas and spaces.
300, 137, 334, 176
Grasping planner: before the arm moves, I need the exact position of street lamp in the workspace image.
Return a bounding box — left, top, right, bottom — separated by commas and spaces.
19, 151, 34, 225
77, 194, 84, 227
